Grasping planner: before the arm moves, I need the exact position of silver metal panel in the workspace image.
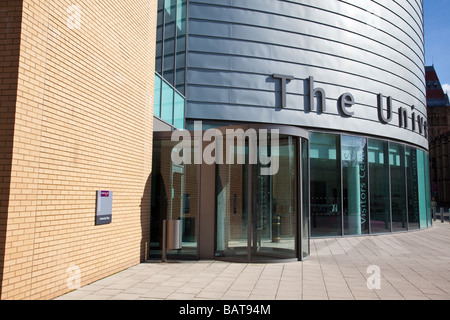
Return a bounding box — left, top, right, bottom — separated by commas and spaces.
186, 0, 427, 149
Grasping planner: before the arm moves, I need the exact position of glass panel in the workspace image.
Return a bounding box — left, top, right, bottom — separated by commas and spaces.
215, 149, 248, 259
163, 0, 176, 85
369, 139, 391, 233
254, 136, 297, 259
215, 133, 299, 261
310, 133, 342, 237
161, 81, 174, 125
175, 0, 186, 94
424, 152, 432, 227
301, 139, 310, 259
150, 139, 199, 259
390, 143, 407, 232
417, 149, 427, 228
155, 0, 164, 74
154, 74, 162, 117
342, 136, 369, 235
173, 91, 185, 129
406, 146, 420, 230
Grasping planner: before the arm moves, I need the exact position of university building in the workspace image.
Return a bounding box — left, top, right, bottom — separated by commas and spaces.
426, 65, 450, 204
1, 0, 431, 299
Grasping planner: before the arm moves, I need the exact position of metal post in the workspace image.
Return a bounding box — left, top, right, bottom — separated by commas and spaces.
433, 207, 436, 221
162, 220, 167, 262
441, 208, 444, 223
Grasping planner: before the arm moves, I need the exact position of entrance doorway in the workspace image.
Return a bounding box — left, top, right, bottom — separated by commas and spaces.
215, 133, 310, 262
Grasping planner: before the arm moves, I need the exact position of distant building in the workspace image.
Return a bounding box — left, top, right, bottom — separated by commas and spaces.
426, 65, 450, 204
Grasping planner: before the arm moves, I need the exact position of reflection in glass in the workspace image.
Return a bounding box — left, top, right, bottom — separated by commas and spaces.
301, 139, 310, 259
406, 147, 420, 230
150, 139, 199, 259
417, 149, 428, 228
342, 136, 369, 235
310, 133, 341, 237
161, 81, 174, 125
154, 74, 162, 117
368, 139, 391, 233
215, 134, 299, 261
390, 143, 407, 232
174, 91, 185, 129
424, 153, 432, 228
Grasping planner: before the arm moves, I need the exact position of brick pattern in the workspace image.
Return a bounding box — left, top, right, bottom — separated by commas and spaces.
0, 0, 23, 299
1, 0, 156, 299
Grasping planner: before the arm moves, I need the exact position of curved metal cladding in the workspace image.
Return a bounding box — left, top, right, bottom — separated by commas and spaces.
186, 0, 427, 149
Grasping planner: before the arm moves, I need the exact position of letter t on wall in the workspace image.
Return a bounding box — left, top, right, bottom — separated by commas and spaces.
273, 74, 294, 108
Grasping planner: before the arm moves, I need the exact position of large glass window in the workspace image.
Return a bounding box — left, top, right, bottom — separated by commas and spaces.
154, 74, 162, 118
154, 0, 186, 128
161, 81, 174, 125
369, 139, 391, 233
417, 149, 428, 228
406, 146, 420, 230
301, 139, 310, 259
215, 134, 301, 261
390, 143, 407, 232
174, 91, 185, 129
310, 133, 341, 237
155, 0, 187, 93
310, 133, 431, 238
150, 139, 199, 259
342, 136, 369, 235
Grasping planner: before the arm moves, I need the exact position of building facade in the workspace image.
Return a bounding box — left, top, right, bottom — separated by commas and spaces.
152, 0, 431, 263
1, 0, 432, 300
0, 1, 157, 299
426, 65, 450, 204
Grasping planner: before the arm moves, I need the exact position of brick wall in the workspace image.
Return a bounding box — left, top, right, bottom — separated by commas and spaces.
0, 0, 23, 299
1, 0, 156, 300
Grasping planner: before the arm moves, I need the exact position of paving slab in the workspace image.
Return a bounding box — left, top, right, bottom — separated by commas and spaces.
55, 223, 450, 300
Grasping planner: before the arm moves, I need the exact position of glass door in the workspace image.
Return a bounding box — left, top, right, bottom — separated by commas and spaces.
215, 134, 305, 261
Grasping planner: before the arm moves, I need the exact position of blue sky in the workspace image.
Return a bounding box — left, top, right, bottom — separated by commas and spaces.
424, 0, 450, 92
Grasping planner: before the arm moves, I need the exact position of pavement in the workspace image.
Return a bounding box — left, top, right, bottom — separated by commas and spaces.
56, 221, 450, 300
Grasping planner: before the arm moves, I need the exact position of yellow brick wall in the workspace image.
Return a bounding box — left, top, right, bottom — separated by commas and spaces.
0, 0, 24, 299
1, 0, 157, 300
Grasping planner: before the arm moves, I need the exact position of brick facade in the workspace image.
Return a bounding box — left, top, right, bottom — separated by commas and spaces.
0, 0, 156, 299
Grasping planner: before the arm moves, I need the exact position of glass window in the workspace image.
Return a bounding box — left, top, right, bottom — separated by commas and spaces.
161, 81, 174, 125
163, 0, 176, 85
150, 139, 199, 259
417, 149, 428, 228
301, 139, 310, 259
215, 134, 299, 261
369, 139, 391, 233
310, 133, 342, 237
342, 136, 369, 235
406, 146, 420, 230
175, 0, 186, 94
424, 152, 432, 227
155, 0, 164, 74
390, 143, 407, 232
154, 74, 162, 117
174, 91, 185, 129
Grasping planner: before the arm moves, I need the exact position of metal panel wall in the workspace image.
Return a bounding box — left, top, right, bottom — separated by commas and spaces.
186, 0, 427, 149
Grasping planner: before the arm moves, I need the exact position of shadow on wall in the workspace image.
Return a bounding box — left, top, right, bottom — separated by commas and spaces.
0, 0, 23, 299
141, 173, 153, 262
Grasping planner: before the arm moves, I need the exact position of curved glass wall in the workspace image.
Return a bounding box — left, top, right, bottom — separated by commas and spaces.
215, 133, 309, 261
310, 132, 432, 238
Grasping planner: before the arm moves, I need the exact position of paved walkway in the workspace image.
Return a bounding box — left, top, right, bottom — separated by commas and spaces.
56, 222, 450, 300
